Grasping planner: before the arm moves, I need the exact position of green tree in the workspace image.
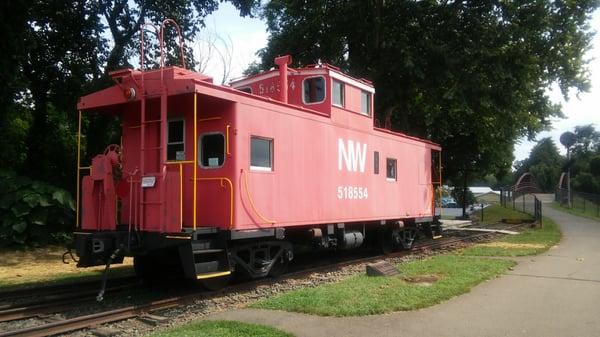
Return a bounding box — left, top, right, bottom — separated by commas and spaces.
18, 1, 105, 191
0, 0, 262, 192
0, 0, 261, 245
590, 156, 600, 177
567, 125, 600, 194
572, 124, 600, 156
515, 138, 563, 192
255, 0, 598, 199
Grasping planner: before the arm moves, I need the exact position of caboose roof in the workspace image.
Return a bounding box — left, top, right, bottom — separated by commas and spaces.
77, 63, 440, 150
77, 66, 213, 111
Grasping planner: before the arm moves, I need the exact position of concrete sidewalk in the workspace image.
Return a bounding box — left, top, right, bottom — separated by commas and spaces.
209, 206, 600, 337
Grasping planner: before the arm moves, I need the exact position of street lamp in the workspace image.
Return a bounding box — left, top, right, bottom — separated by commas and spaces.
560, 131, 576, 208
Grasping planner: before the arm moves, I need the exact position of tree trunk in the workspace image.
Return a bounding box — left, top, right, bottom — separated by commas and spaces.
461, 168, 469, 218
23, 86, 49, 180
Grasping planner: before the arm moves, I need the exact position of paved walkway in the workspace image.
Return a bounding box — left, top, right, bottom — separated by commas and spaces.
209, 203, 600, 337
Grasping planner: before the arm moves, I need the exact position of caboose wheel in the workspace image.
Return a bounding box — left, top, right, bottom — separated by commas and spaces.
268, 256, 290, 277
199, 275, 231, 291
394, 228, 416, 250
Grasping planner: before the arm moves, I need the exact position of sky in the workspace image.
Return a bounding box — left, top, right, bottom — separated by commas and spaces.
200, 4, 600, 164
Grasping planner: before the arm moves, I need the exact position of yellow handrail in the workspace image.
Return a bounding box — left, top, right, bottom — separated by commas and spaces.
193, 93, 198, 230
76, 111, 82, 228
179, 163, 183, 229
226, 124, 231, 155
241, 169, 276, 225
439, 151, 443, 213
194, 177, 234, 228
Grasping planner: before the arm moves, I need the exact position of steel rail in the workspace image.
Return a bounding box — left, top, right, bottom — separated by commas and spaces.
0, 297, 182, 337
0, 282, 140, 323
0, 276, 139, 303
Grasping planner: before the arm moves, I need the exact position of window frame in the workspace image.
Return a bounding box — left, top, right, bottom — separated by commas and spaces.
198, 132, 226, 169
332, 79, 345, 107
302, 75, 327, 105
360, 90, 372, 116
386, 157, 397, 181
167, 117, 185, 162
250, 136, 274, 172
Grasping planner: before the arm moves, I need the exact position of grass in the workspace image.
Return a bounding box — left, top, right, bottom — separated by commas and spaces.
0, 266, 134, 290
149, 320, 294, 337
550, 201, 600, 222
462, 216, 561, 257
0, 245, 134, 289
250, 255, 515, 316
477, 204, 533, 225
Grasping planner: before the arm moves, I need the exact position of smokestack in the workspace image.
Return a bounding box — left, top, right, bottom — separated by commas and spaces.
274, 55, 292, 103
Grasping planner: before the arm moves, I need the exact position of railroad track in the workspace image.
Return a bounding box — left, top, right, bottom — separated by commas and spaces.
0, 225, 524, 337
0, 276, 140, 303
0, 281, 143, 323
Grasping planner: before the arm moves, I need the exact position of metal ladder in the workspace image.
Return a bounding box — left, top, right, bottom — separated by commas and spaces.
137, 19, 187, 232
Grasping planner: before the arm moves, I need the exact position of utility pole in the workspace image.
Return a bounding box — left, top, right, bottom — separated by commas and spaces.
567, 147, 572, 209
560, 131, 576, 209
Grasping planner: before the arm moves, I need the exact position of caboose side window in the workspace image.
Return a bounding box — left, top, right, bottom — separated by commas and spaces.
251, 136, 273, 171
199, 133, 225, 168
332, 80, 344, 107
361, 90, 371, 115
303, 76, 325, 104
374, 151, 379, 174
386, 158, 397, 181
167, 119, 185, 161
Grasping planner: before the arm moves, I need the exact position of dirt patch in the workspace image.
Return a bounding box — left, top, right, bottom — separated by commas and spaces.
401, 274, 440, 286
477, 242, 546, 249
0, 246, 132, 286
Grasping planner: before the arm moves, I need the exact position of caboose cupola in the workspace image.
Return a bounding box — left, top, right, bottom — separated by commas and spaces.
230, 56, 375, 121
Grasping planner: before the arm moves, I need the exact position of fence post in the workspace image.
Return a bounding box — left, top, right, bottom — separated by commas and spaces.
583, 197, 586, 213
539, 199, 543, 228
481, 203, 484, 222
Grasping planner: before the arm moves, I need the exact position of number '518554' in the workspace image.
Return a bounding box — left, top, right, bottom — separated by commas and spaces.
337, 186, 368, 200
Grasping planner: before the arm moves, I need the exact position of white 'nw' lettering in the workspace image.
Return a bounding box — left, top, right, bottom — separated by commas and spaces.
338, 138, 367, 173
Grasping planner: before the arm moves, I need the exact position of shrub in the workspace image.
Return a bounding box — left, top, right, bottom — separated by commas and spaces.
0, 170, 74, 246
451, 187, 476, 209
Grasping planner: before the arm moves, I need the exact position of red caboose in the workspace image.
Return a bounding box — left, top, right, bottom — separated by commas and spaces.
74, 30, 441, 284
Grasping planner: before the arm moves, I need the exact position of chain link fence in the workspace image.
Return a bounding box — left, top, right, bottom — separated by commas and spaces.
500, 187, 543, 226
555, 188, 600, 218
